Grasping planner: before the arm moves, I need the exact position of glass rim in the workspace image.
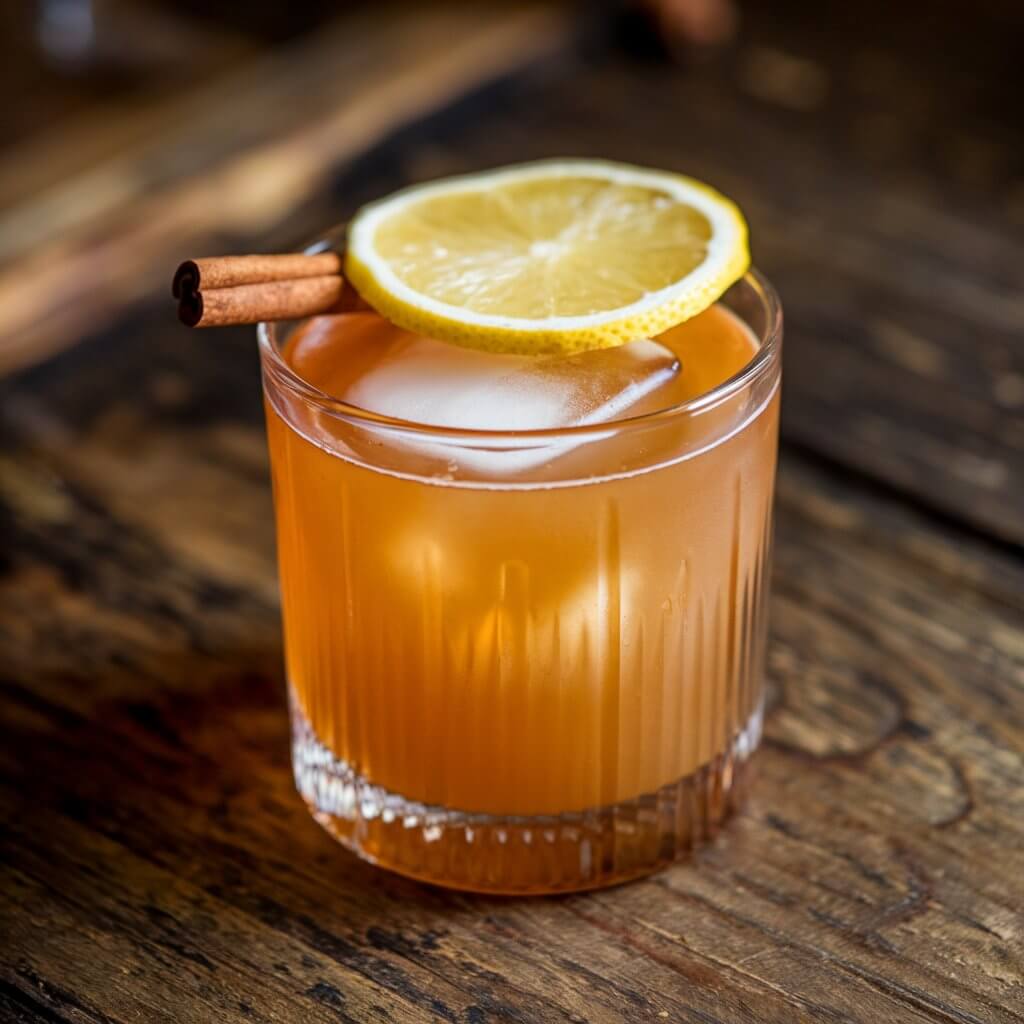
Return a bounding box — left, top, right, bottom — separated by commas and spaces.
258, 247, 782, 444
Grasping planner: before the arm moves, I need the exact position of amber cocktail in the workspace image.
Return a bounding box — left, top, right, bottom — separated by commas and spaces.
260, 265, 780, 893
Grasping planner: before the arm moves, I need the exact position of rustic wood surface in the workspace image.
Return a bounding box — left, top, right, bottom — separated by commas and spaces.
2, 2, 1023, 1022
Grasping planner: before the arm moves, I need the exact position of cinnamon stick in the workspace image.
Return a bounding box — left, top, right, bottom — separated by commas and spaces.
178, 276, 349, 328
173, 251, 359, 327
172, 252, 343, 298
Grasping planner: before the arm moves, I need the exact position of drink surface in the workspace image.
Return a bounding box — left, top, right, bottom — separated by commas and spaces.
287, 304, 759, 432
267, 304, 778, 816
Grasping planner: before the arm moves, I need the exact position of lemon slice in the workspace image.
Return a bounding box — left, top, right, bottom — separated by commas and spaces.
345, 159, 749, 354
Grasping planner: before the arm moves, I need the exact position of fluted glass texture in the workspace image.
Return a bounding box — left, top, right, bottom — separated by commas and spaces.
260, 272, 781, 894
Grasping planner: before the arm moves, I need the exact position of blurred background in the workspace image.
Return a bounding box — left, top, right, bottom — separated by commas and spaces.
0, 0, 1021, 541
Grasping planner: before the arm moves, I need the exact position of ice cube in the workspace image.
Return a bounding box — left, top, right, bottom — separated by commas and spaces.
341, 334, 679, 474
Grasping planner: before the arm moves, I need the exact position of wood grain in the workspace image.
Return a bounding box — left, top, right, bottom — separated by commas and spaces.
2, 293, 1023, 1023
2, 1, 1023, 1020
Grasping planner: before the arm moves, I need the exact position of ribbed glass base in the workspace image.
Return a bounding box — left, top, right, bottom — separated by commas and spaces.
291, 698, 762, 894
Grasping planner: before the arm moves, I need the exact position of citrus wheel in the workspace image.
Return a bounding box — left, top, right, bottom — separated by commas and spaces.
345, 159, 749, 354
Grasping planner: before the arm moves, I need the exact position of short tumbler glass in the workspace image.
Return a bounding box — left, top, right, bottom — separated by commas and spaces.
259, 244, 782, 894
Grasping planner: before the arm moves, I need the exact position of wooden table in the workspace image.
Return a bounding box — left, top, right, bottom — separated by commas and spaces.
3, 3, 1023, 1021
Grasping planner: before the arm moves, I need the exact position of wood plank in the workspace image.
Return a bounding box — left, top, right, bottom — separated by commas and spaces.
1, 311, 1022, 1022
